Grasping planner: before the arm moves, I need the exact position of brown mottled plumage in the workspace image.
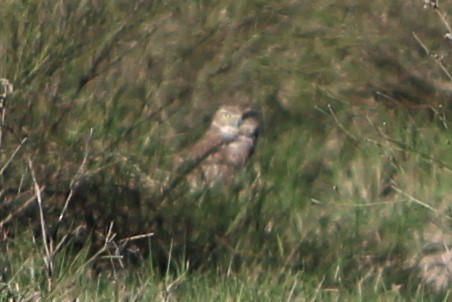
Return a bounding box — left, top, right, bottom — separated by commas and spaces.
174, 105, 259, 189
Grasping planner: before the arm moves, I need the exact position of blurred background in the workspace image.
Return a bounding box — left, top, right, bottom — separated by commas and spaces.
0, 0, 451, 300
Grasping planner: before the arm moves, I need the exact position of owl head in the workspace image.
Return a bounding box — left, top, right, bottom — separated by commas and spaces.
210, 105, 246, 140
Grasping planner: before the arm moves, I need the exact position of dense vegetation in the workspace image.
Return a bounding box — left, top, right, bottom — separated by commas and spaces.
0, 0, 451, 300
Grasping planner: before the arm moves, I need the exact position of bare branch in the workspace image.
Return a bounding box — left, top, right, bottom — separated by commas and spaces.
58, 128, 93, 224
27, 157, 53, 291
0, 137, 28, 176
412, 32, 452, 82
0, 187, 45, 228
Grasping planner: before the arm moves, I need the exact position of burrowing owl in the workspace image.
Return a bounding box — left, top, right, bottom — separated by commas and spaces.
174, 105, 259, 189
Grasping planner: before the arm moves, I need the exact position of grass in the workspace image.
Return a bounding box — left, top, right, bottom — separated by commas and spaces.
0, 0, 451, 300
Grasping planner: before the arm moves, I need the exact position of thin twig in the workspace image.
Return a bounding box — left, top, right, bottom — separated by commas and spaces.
0, 137, 28, 176
75, 222, 117, 271
48, 222, 119, 297
412, 32, 452, 82
0, 187, 45, 227
118, 232, 154, 244
434, 4, 452, 33
327, 104, 359, 142
57, 128, 93, 224
391, 181, 451, 220
309, 275, 325, 302
376, 131, 452, 174
286, 279, 298, 302
27, 157, 53, 291
51, 129, 93, 254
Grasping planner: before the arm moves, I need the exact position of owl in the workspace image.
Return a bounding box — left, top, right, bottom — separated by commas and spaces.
174, 105, 259, 189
